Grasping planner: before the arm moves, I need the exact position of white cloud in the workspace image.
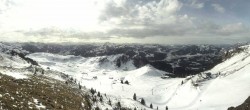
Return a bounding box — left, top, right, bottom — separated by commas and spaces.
217, 22, 248, 35
0, 0, 14, 13
99, 0, 183, 25
212, 4, 225, 13
0, 0, 107, 32
190, 0, 204, 9
0, 0, 249, 44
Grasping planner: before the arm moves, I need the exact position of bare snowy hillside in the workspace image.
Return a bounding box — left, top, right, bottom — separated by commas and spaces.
25, 44, 250, 110
0, 43, 93, 110
1, 42, 250, 110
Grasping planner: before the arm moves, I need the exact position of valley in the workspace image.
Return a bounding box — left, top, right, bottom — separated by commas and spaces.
1, 42, 250, 110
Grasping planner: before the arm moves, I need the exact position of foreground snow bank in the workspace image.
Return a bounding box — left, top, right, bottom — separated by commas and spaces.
0, 70, 28, 79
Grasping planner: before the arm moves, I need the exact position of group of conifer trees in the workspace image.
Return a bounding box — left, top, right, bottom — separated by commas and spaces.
133, 93, 168, 110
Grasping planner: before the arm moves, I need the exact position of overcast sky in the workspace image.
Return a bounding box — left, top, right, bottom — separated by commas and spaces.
0, 0, 249, 44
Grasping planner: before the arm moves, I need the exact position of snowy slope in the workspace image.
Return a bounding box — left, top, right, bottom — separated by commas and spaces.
0, 43, 30, 68
27, 52, 180, 109
25, 45, 250, 110
197, 45, 250, 109
175, 45, 250, 110
0, 53, 30, 68
0, 68, 29, 79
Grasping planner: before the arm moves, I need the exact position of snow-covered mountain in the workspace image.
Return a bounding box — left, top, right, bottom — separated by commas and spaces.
1, 42, 250, 110
21, 43, 226, 77
24, 44, 250, 110
171, 44, 250, 110
27, 52, 177, 109
0, 42, 93, 110
0, 43, 30, 68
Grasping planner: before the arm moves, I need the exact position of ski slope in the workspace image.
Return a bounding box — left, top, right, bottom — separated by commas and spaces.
176, 45, 250, 110
27, 52, 182, 109
24, 45, 250, 110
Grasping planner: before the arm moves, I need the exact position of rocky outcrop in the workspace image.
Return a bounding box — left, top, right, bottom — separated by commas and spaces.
11, 50, 39, 66
228, 96, 250, 110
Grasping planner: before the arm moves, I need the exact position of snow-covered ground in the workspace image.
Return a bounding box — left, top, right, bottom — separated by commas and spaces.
26, 45, 250, 110
0, 52, 30, 68
27, 52, 182, 109
173, 45, 250, 110
0, 45, 31, 79
1, 43, 250, 110
0, 70, 28, 79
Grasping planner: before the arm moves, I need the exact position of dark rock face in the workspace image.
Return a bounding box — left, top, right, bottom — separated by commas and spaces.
20, 43, 229, 77
116, 55, 130, 67
228, 96, 250, 110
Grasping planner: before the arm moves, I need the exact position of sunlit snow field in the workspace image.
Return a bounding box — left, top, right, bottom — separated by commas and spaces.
25, 47, 250, 110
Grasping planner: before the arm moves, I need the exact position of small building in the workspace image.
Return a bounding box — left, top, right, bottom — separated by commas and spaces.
93, 76, 98, 79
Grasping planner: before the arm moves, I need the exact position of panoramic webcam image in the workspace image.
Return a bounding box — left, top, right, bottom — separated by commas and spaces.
0, 0, 250, 110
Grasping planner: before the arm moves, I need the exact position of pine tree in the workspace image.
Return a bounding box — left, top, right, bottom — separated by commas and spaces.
121, 80, 124, 84
79, 84, 82, 89
97, 92, 101, 97
95, 107, 100, 110
117, 101, 121, 108
181, 80, 184, 85
157, 106, 158, 110
133, 93, 137, 100
34, 68, 37, 75
90, 88, 96, 95
108, 99, 112, 106
141, 98, 145, 105
100, 96, 103, 102
166, 106, 168, 110
150, 103, 153, 109
125, 80, 129, 85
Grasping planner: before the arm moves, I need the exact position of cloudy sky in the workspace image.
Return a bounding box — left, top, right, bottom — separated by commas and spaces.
0, 0, 249, 44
